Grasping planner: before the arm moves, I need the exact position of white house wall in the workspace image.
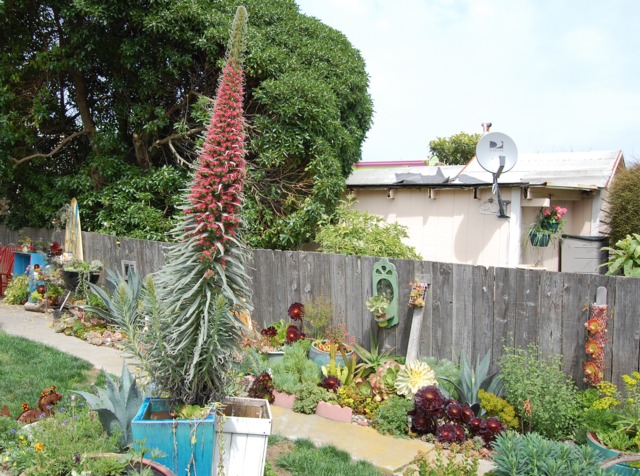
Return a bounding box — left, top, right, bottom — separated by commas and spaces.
352, 188, 601, 271
352, 188, 512, 267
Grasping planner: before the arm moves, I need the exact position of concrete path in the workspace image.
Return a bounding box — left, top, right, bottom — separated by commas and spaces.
0, 301, 132, 376
0, 300, 494, 475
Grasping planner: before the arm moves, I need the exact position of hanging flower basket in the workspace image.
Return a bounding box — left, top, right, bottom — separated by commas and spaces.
529, 230, 550, 247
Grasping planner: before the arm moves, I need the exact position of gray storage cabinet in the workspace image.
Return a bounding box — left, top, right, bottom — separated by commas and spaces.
560, 235, 608, 274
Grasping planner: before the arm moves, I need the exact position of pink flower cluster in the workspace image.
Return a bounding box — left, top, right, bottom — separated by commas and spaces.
584, 304, 608, 386
541, 206, 567, 223
186, 62, 246, 265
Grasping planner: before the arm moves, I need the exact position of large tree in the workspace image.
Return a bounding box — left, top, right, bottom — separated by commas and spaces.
0, 0, 373, 247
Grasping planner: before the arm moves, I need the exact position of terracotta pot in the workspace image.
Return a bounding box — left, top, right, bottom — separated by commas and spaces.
85, 453, 176, 476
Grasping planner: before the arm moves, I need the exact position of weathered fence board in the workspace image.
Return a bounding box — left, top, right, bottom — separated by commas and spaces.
612, 277, 640, 381
2, 225, 639, 388
472, 265, 494, 364
538, 272, 564, 359
492, 267, 517, 369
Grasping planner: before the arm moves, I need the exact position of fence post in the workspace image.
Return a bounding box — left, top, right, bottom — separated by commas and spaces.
405, 274, 430, 363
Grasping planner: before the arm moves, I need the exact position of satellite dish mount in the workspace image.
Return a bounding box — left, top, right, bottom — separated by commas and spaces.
475, 132, 518, 219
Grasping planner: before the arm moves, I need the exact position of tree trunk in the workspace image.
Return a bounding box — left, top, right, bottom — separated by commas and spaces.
70, 69, 96, 136
133, 132, 151, 169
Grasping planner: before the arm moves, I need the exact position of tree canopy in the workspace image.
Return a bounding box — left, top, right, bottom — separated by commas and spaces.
604, 162, 640, 245
428, 132, 481, 166
315, 195, 422, 260
0, 0, 373, 247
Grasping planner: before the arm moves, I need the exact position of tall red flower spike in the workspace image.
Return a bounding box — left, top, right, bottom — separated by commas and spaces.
186, 15, 247, 266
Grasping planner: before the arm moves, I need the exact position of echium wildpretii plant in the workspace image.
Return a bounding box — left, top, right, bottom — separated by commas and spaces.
124, 6, 252, 407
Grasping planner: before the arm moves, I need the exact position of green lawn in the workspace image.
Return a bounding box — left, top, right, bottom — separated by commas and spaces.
0, 330, 96, 417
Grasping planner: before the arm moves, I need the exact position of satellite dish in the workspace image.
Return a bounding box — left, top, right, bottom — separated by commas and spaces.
476, 132, 518, 174
475, 132, 518, 219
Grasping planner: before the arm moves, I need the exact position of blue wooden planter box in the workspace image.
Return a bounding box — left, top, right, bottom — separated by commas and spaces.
132, 398, 215, 476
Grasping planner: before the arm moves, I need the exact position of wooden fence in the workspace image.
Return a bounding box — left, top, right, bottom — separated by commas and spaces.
2, 226, 639, 388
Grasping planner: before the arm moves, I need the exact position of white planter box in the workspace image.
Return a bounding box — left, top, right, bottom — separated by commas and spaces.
213, 397, 272, 476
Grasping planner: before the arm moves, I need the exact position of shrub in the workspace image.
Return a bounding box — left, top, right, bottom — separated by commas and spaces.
601, 233, 640, 277
605, 162, 640, 246
315, 195, 422, 259
491, 431, 604, 476
373, 396, 413, 437
4, 275, 29, 304
272, 340, 319, 394
477, 389, 519, 430
499, 344, 581, 440
5, 407, 123, 476
402, 448, 479, 476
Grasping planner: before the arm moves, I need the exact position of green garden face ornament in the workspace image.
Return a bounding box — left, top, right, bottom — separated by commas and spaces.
372, 258, 398, 328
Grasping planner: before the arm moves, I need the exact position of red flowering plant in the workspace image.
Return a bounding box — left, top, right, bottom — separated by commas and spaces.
246, 303, 307, 353
539, 206, 567, 231
527, 205, 568, 247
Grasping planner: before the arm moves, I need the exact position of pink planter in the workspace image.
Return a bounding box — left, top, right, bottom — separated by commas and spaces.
273, 391, 295, 409
315, 401, 353, 423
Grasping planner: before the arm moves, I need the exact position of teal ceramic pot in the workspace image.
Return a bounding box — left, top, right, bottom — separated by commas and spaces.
308, 341, 353, 369
266, 351, 285, 367
587, 432, 640, 475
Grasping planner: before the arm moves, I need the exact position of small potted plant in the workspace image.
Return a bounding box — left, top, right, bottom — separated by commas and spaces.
366, 293, 391, 322
526, 206, 567, 247
309, 322, 356, 370
249, 302, 307, 366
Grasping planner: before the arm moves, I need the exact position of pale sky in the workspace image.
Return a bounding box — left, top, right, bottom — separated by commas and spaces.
295, 0, 640, 163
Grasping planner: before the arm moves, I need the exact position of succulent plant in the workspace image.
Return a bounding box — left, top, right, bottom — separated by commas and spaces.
368, 361, 401, 401
409, 384, 505, 447
320, 375, 342, 393
248, 371, 275, 403
440, 350, 503, 415
73, 364, 143, 447
394, 361, 437, 399
414, 385, 447, 414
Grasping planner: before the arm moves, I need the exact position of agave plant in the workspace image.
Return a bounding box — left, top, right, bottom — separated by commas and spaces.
440, 351, 503, 415
85, 268, 143, 327
73, 364, 143, 447
354, 327, 400, 378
